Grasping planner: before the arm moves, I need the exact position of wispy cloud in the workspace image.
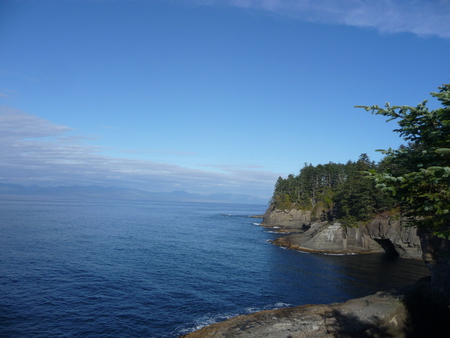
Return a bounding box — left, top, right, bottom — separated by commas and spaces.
192, 0, 450, 39
202, 164, 266, 172
0, 105, 277, 197
142, 148, 199, 156
0, 87, 20, 99
0, 105, 71, 138
114, 148, 198, 156
0, 68, 40, 83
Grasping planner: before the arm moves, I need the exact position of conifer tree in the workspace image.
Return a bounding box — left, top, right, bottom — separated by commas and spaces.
357, 83, 450, 237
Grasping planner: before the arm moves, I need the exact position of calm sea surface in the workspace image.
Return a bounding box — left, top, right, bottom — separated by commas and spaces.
0, 198, 429, 337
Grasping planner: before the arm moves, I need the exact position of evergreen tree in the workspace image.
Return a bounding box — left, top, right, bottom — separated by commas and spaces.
357, 83, 450, 237
270, 157, 394, 222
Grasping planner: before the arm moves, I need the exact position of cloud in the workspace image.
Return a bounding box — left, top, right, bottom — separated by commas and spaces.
204, 164, 265, 170
0, 68, 40, 83
0, 87, 20, 99
0, 106, 277, 197
142, 148, 198, 156
114, 148, 198, 156
192, 0, 450, 39
0, 105, 71, 138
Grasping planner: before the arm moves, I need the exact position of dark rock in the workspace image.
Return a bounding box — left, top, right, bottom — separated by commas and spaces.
181, 280, 449, 338
418, 229, 450, 302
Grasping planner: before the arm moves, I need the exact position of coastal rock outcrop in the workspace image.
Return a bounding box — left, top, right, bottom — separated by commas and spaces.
261, 205, 311, 230
180, 208, 450, 337
270, 222, 385, 255
261, 206, 422, 259
181, 279, 447, 338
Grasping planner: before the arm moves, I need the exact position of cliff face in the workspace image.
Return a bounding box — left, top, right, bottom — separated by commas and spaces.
366, 214, 422, 259
261, 205, 311, 230
261, 205, 422, 259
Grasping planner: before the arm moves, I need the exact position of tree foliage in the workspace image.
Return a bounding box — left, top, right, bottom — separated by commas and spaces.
270, 154, 395, 224
269, 82, 450, 234
356, 83, 450, 237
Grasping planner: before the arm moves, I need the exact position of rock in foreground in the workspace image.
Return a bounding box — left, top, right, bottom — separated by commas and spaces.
180, 292, 406, 337
180, 279, 448, 337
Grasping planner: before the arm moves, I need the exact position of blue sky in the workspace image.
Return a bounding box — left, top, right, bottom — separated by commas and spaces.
0, 0, 449, 199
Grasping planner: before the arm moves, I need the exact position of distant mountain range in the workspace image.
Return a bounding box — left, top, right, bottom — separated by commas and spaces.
0, 183, 269, 205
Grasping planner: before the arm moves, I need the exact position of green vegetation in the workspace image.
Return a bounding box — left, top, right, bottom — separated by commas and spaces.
358, 83, 450, 237
271, 154, 395, 225
271, 81, 450, 233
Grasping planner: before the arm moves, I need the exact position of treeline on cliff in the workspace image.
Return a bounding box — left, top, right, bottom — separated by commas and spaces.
271, 153, 397, 225
271, 81, 450, 234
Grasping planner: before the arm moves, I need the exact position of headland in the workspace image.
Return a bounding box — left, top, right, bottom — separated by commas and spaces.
180, 206, 450, 337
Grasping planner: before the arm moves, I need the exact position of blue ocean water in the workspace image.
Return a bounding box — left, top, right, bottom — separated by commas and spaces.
0, 198, 429, 337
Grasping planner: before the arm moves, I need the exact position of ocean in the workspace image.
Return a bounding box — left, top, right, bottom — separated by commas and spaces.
0, 198, 429, 337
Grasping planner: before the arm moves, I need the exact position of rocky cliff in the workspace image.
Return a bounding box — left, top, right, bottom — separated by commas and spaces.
260, 205, 312, 230
261, 205, 422, 259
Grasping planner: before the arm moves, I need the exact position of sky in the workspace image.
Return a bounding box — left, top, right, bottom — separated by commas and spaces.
0, 0, 449, 199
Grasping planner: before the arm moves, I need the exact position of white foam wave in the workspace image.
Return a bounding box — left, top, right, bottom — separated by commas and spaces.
272, 302, 291, 309
173, 311, 242, 336
173, 303, 292, 336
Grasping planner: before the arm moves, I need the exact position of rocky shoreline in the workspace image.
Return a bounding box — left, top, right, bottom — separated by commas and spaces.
180, 206, 449, 337
259, 205, 422, 259
180, 277, 447, 338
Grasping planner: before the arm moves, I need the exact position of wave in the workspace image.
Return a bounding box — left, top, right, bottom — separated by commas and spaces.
221, 214, 263, 219
172, 303, 292, 337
